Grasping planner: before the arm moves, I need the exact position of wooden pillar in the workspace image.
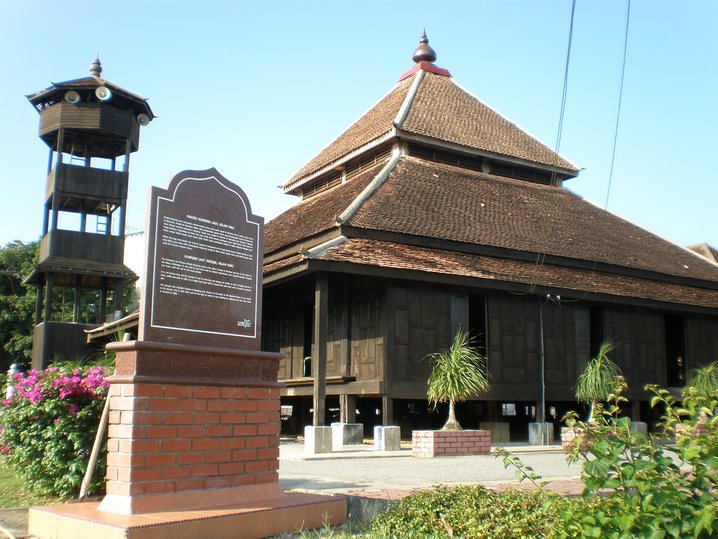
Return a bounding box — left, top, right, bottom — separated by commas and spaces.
339, 282, 351, 377
99, 279, 108, 323
487, 400, 497, 422
40, 274, 55, 368
35, 279, 44, 325
382, 395, 393, 426
631, 400, 641, 421
340, 394, 356, 423
312, 272, 328, 426
72, 284, 81, 323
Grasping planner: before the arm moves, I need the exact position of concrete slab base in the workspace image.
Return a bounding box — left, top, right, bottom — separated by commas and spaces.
374, 426, 401, 451
304, 425, 332, 454
28, 492, 346, 539
528, 422, 555, 445
331, 423, 364, 447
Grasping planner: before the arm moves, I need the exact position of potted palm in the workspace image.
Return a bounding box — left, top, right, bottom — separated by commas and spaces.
562, 341, 622, 452
413, 328, 491, 457
685, 360, 718, 398
574, 341, 622, 422
426, 327, 490, 430
677, 360, 718, 438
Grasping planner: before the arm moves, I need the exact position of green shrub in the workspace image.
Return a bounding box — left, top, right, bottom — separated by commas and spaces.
560, 378, 717, 538
0, 365, 109, 499
370, 485, 563, 538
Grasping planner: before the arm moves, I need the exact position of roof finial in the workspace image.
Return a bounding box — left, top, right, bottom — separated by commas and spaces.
89, 55, 102, 78
412, 29, 437, 64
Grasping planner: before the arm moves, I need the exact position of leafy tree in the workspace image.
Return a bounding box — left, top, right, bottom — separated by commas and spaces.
575, 340, 621, 421
0, 241, 38, 370
425, 327, 489, 430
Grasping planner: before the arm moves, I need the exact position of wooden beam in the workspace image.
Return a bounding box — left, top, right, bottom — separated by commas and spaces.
339, 394, 356, 423
312, 272, 328, 426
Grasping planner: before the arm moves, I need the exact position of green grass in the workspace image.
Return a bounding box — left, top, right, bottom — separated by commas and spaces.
0, 458, 59, 508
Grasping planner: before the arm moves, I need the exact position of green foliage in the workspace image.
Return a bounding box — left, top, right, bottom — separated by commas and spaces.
560, 378, 718, 538
0, 458, 60, 507
425, 327, 489, 430
370, 485, 563, 538
0, 240, 38, 369
495, 446, 549, 490
575, 340, 621, 420
686, 360, 718, 398
0, 365, 109, 499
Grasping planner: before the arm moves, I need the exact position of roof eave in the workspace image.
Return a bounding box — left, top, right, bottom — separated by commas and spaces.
283, 129, 398, 195
398, 131, 580, 178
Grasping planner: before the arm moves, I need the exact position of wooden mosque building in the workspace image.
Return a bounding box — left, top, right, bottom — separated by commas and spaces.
261, 33, 718, 439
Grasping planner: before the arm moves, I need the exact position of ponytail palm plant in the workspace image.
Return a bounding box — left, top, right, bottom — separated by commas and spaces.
575, 341, 622, 422
426, 327, 490, 431
685, 360, 718, 398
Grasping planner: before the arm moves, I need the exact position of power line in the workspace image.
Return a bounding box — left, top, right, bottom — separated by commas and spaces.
604, 0, 632, 210
554, 0, 577, 158
529, 0, 577, 295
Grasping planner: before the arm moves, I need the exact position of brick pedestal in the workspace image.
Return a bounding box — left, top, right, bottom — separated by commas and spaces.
29, 341, 346, 538
100, 381, 282, 514
412, 429, 491, 458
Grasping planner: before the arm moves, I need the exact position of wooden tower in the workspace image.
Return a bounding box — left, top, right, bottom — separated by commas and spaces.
25, 58, 154, 369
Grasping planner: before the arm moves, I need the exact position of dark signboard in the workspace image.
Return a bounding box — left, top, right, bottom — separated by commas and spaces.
140, 168, 263, 349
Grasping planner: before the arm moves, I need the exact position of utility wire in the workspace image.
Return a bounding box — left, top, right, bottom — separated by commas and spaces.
554, 0, 577, 159
529, 0, 577, 295
604, 0, 632, 210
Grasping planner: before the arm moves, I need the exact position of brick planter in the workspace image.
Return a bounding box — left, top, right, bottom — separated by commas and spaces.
561, 426, 591, 453
412, 429, 491, 458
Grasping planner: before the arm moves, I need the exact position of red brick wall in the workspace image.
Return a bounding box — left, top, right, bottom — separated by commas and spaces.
105, 383, 280, 497
560, 427, 591, 453
411, 430, 491, 458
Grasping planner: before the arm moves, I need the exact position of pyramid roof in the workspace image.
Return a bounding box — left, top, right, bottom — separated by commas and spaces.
266, 38, 718, 311
284, 63, 578, 192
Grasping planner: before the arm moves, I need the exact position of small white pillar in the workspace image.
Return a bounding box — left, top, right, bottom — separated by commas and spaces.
374, 426, 401, 451
528, 422, 554, 445
331, 422, 364, 447
304, 426, 332, 454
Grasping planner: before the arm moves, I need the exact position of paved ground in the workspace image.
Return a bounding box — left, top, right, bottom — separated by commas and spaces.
279, 440, 582, 496
0, 441, 583, 538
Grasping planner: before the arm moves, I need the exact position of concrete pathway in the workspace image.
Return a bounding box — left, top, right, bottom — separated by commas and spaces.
279, 440, 582, 495
0, 441, 584, 537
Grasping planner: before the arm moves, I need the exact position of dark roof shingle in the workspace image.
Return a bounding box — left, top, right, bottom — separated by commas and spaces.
346, 157, 718, 282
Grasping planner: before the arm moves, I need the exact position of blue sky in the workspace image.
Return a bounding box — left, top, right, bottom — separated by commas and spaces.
1, 0, 716, 250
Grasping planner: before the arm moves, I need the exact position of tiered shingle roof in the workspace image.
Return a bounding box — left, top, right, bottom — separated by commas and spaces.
266, 37, 718, 310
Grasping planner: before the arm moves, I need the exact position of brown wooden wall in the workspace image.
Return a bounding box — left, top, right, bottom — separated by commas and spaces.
263, 285, 307, 380
385, 282, 456, 393
604, 307, 665, 398
686, 315, 718, 369
349, 279, 384, 381
264, 272, 718, 403
487, 295, 539, 400
543, 303, 590, 400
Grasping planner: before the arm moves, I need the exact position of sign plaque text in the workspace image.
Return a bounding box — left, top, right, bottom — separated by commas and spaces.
140, 168, 263, 349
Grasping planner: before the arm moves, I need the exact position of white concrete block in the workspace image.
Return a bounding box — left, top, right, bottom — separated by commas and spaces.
304, 426, 332, 454
374, 426, 401, 451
